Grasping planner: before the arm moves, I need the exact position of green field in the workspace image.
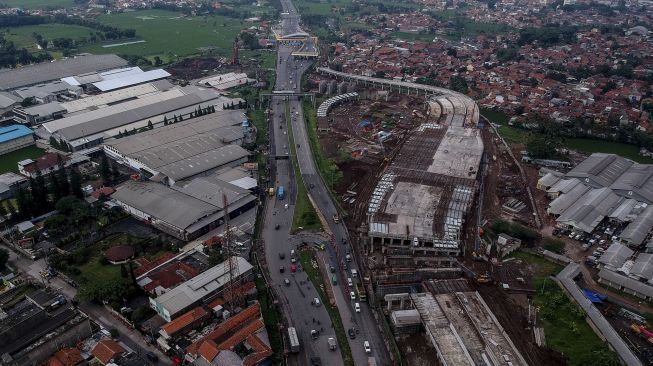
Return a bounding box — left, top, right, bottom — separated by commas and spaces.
4, 23, 95, 51
511, 252, 620, 365
483, 108, 653, 162
565, 138, 653, 164
391, 32, 436, 42
0, 145, 45, 174
1, 0, 74, 9
79, 10, 248, 61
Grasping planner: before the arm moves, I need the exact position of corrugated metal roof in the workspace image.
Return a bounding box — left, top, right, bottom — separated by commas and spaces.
0, 54, 128, 90
621, 205, 653, 245
158, 145, 249, 181
566, 153, 633, 188
548, 182, 590, 215
599, 268, 653, 299
0, 124, 33, 143
598, 243, 634, 269
93, 69, 171, 92
630, 253, 653, 280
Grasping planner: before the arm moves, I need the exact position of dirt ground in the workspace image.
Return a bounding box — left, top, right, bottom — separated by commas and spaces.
398, 333, 440, 366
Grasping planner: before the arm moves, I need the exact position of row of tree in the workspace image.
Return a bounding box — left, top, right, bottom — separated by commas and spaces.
0, 166, 83, 223
0, 35, 52, 68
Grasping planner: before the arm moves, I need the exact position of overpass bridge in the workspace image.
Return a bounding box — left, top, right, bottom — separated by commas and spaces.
317, 67, 479, 126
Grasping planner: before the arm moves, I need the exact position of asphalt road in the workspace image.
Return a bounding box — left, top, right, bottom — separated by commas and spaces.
262, 34, 345, 365
268, 1, 391, 365
4, 246, 170, 364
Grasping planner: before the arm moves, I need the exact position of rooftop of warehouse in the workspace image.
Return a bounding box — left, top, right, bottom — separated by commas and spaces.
0, 124, 33, 143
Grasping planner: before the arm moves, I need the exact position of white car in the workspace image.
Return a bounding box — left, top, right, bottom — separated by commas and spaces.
355, 302, 361, 313
350, 291, 356, 300
363, 341, 371, 353
314, 297, 321, 306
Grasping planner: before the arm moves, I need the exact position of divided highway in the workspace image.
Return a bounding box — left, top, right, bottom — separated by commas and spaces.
263, 0, 392, 365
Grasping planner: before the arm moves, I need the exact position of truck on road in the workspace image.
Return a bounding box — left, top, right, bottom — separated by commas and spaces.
277, 186, 286, 200
332, 214, 340, 223
268, 187, 275, 196
288, 327, 300, 353
327, 337, 337, 350
355, 281, 367, 302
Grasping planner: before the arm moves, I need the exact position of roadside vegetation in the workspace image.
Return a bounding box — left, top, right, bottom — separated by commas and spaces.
511, 252, 620, 366
286, 104, 322, 232
302, 99, 343, 193
298, 250, 354, 366
255, 277, 284, 364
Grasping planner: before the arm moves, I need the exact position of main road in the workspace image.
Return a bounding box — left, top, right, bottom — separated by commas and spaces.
264, 0, 392, 365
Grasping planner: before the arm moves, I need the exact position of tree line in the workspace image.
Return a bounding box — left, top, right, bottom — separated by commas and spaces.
0, 163, 83, 224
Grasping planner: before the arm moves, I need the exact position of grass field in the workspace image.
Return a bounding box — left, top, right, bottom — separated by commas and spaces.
240, 49, 277, 70
302, 100, 343, 192
299, 250, 354, 366
4, 24, 95, 51
2, 0, 74, 9
483, 108, 653, 162
0, 146, 45, 174
391, 32, 435, 42
80, 10, 247, 61
511, 252, 620, 366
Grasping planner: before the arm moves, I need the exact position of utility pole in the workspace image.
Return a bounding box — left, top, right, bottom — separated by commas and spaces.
223, 193, 243, 313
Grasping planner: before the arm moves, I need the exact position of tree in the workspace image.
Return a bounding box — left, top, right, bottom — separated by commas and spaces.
0, 248, 8, 271
111, 164, 120, 181
49, 136, 60, 149
525, 133, 562, 160
153, 56, 162, 66
4, 201, 17, 222
163, 115, 168, 126
173, 115, 178, 123
57, 167, 70, 197
147, 120, 153, 130
69, 168, 83, 198
0, 202, 6, 220
15, 188, 32, 220
208, 248, 224, 266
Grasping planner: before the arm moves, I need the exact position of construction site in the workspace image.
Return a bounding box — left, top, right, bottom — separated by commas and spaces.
304, 70, 573, 365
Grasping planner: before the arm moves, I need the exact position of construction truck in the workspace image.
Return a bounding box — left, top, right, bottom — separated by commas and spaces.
288, 327, 300, 353
355, 280, 367, 302
268, 187, 275, 197
477, 273, 492, 284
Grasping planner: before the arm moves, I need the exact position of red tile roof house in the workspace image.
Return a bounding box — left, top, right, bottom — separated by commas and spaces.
17, 152, 70, 178
91, 339, 126, 365
185, 303, 272, 365
46, 347, 82, 366
158, 307, 211, 346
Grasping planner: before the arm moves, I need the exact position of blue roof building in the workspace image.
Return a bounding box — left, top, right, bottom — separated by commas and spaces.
0, 124, 34, 155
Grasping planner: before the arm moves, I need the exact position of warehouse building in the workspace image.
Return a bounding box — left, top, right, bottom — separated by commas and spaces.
104, 109, 249, 186
149, 256, 253, 321
61, 66, 170, 92
0, 172, 28, 200
111, 177, 256, 241
14, 102, 67, 125
0, 124, 34, 155
43, 85, 239, 150
0, 54, 128, 91
12, 80, 82, 104
540, 153, 653, 242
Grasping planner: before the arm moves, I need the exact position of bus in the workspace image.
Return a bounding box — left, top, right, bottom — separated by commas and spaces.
277, 186, 285, 200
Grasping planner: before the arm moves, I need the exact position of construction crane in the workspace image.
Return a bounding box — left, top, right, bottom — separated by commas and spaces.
222, 192, 243, 312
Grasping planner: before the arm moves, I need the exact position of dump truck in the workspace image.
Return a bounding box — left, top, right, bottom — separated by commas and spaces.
288, 327, 300, 353
268, 187, 275, 196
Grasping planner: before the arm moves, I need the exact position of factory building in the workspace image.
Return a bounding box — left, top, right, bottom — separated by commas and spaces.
0, 124, 34, 155
43, 85, 239, 151
540, 153, 653, 243
149, 256, 253, 321
0, 54, 128, 91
